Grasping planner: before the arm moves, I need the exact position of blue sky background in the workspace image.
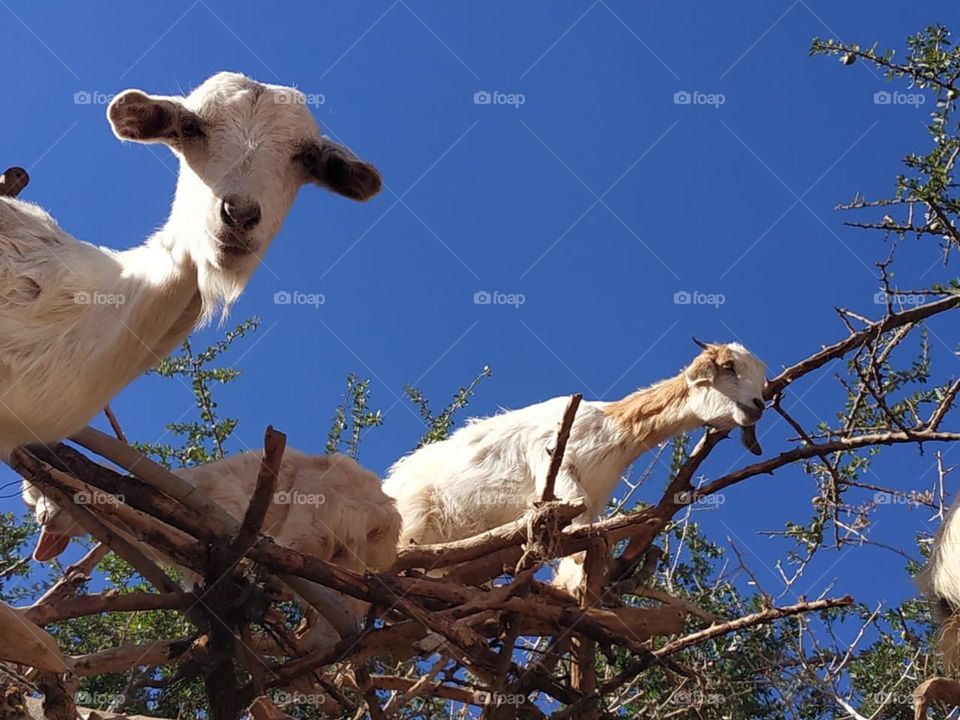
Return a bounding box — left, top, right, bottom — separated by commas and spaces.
1, 0, 959, 626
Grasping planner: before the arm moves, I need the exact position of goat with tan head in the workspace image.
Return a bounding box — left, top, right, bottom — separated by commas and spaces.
383, 338, 767, 591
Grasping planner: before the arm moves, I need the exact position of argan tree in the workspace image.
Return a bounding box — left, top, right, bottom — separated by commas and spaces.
1, 24, 960, 720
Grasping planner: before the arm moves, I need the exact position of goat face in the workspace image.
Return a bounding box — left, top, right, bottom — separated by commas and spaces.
20, 482, 78, 561
107, 72, 381, 276
684, 339, 767, 454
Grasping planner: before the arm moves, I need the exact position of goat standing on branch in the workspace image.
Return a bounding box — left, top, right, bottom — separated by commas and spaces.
0, 72, 381, 455
383, 339, 766, 590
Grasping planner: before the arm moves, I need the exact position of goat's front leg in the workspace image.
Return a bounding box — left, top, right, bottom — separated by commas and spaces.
534, 460, 591, 510
534, 463, 597, 596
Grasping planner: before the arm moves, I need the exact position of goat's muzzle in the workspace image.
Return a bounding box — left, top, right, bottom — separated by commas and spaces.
736, 399, 764, 456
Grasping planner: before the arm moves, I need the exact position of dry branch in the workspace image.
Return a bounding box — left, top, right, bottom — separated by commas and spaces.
540, 393, 583, 502
70, 639, 193, 677
0, 602, 68, 672
24, 590, 195, 626
655, 595, 853, 657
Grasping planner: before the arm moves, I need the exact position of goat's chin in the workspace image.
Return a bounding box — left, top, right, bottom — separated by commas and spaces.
196, 261, 252, 326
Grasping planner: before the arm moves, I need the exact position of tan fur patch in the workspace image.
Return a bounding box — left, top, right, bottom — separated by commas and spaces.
603, 374, 690, 447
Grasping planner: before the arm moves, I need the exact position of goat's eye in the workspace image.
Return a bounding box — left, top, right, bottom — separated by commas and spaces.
721, 361, 736, 373
180, 117, 204, 140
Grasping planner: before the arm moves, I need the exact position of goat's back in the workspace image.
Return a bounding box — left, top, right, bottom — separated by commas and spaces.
177, 449, 400, 571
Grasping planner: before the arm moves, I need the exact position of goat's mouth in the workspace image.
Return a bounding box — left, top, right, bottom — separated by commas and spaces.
735, 402, 764, 455
33, 527, 71, 561
216, 230, 260, 258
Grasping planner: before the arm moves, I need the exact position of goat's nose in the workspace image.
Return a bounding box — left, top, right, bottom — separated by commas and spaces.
753, 398, 765, 411
220, 195, 262, 231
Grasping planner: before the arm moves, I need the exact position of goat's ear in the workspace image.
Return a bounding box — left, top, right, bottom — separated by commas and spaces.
685, 355, 717, 387
301, 140, 382, 202
108, 90, 183, 144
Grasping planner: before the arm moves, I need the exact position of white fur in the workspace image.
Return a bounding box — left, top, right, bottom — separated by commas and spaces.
918, 498, 960, 668
0, 72, 380, 455
383, 342, 766, 592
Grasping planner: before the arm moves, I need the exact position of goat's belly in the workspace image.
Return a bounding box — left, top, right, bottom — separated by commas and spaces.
440, 488, 533, 541
0, 368, 135, 455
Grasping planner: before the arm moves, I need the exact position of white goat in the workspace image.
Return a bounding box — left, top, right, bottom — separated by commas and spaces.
383, 339, 767, 591
918, 499, 960, 669
0, 72, 381, 455
23, 448, 400, 645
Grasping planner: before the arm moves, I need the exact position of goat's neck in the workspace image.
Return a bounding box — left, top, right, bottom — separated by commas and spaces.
111, 181, 207, 355
604, 374, 701, 459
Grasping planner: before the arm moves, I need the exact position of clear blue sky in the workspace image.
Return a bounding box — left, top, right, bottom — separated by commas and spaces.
1, 1, 958, 615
